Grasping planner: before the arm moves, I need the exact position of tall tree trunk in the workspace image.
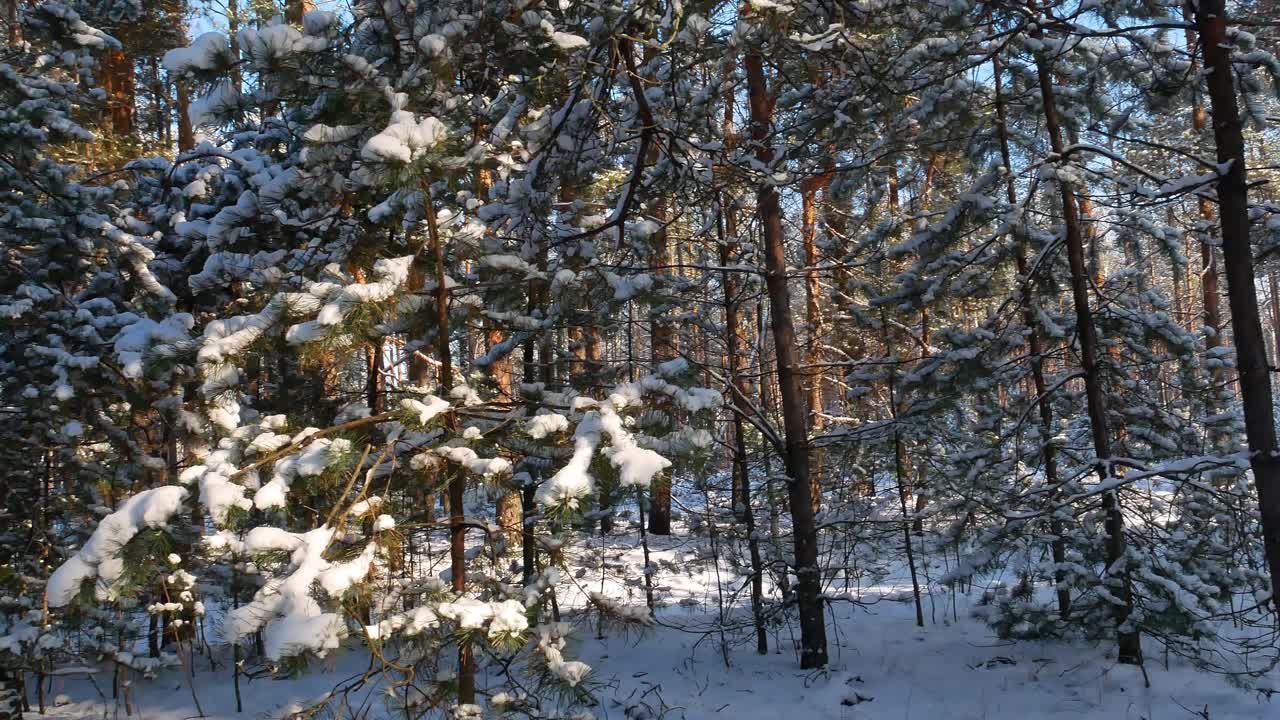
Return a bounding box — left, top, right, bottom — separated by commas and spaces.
909, 154, 941, 533
490, 325, 521, 546
586, 322, 613, 534
285, 0, 311, 25
408, 333, 436, 525
1192, 0, 1280, 614
6, 0, 19, 47
149, 57, 164, 144
175, 78, 194, 151
721, 66, 753, 519
1184, 16, 1224, 374
744, 36, 828, 669
626, 38, 676, 535
423, 183, 473, 701
1269, 269, 1280, 368
99, 48, 135, 135
801, 174, 829, 515
472, 143, 523, 549
1029, 10, 1141, 664
724, 201, 752, 522
520, 336, 540, 584
719, 187, 766, 653
365, 339, 384, 414
993, 46, 1070, 618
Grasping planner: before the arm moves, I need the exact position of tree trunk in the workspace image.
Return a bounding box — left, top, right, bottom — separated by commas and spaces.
226, 0, 242, 94
1269, 269, 1280, 368
99, 48, 135, 135
1029, 10, 1141, 664
720, 66, 753, 520
993, 46, 1070, 618
520, 336, 540, 584
175, 78, 195, 151
6, 0, 19, 47
627, 37, 676, 536
1184, 17, 1224, 370
423, 183, 473, 702
285, 0, 311, 26
744, 38, 827, 669
490, 327, 521, 546
148, 57, 164, 144
719, 188, 766, 654
909, 154, 941, 533
407, 331, 436, 524
1192, 0, 1280, 614
365, 339, 384, 414
801, 174, 828, 515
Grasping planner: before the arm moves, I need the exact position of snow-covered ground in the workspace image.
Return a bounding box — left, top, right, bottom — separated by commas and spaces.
33, 520, 1278, 719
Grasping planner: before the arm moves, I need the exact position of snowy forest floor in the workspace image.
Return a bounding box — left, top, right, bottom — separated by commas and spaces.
33, 513, 1280, 720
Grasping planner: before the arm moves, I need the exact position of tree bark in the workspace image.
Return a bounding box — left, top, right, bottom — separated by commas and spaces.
1269, 269, 1280, 367
1029, 8, 1141, 664
1184, 16, 1224, 373
624, 38, 676, 536
520, 336, 540, 584
6, 0, 19, 47
491, 327, 521, 546
801, 174, 829, 515
424, 182, 473, 702
993, 46, 1070, 618
285, 0, 311, 26
744, 38, 827, 669
365, 339, 384, 414
1192, 0, 1280, 614
99, 48, 135, 135
719, 188, 766, 653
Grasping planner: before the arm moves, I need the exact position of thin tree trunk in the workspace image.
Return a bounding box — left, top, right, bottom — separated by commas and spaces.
149, 56, 164, 143
801, 174, 829, 515
909, 154, 941, 533
585, 323, 612, 534
744, 36, 827, 669
424, 182, 474, 702
1184, 16, 1224, 373
365, 339, 384, 414
1192, 0, 1280, 614
1029, 9, 1140, 664
226, 0, 241, 94
993, 46, 1070, 618
895, 430, 925, 627
719, 191, 767, 654
520, 336, 540, 585
1268, 269, 1280, 368
624, 38, 676, 536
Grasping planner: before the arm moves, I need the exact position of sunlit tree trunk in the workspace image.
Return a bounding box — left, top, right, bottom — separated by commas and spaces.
285, 0, 311, 26
800, 173, 829, 515
631, 38, 676, 535
992, 48, 1070, 618
422, 181, 473, 702
1183, 16, 1224, 378
1029, 9, 1140, 664
744, 28, 827, 669
99, 47, 135, 135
